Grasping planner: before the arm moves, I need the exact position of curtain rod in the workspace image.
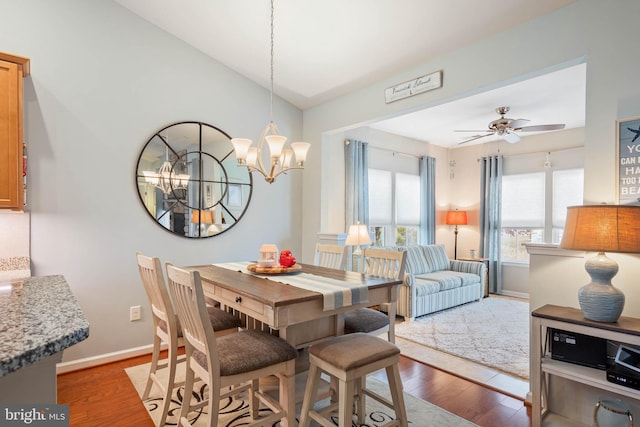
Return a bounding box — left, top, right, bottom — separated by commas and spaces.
366, 144, 422, 160
477, 145, 583, 161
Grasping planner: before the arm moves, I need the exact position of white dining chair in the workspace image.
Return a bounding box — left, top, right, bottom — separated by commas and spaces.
313, 243, 347, 270
165, 263, 297, 427
344, 248, 407, 343
136, 253, 241, 426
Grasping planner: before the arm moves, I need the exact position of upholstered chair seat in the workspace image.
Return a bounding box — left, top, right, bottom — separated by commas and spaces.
158, 306, 241, 337
192, 329, 297, 376
343, 307, 390, 334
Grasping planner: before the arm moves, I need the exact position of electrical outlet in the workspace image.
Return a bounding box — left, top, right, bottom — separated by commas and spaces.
130, 305, 141, 321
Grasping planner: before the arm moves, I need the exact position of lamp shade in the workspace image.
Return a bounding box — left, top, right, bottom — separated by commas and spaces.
559, 205, 640, 253
446, 210, 468, 226
345, 224, 372, 246
191, 210, 215, 225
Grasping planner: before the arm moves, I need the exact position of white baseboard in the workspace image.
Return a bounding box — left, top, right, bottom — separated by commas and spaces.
56, 344, 155, 375
497, 290, 529, 300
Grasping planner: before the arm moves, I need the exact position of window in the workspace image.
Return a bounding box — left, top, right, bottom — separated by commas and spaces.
501, 172, 545, 262
552, 168, 584, 243
368, 169, 420, 246
500, 168, 583, 262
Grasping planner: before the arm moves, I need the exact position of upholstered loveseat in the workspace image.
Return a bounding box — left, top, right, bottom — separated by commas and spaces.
384, 244, 486, 320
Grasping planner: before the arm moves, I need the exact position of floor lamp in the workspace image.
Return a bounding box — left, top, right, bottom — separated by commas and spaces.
446, 210, 467, 260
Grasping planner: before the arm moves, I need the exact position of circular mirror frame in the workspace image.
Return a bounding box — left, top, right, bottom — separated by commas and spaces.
135, 121, 253, 238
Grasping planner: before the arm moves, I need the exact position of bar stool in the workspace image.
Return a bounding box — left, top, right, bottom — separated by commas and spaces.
299, 332, 408, 427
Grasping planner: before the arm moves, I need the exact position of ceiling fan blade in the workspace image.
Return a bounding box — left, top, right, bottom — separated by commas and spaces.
458, 134, 492, 145
454, 129, 493, 133
508, 118, 530, 130
518, 124, 566, 132
502, 131, 520, 144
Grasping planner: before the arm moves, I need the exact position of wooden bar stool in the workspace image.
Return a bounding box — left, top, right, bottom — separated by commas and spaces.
299, 332, 408, 427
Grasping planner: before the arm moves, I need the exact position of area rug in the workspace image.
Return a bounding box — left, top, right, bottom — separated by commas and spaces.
126, 360, 478, 426
395, 296, 529, 379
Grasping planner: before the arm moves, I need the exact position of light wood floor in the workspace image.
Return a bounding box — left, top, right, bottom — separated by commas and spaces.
57, 352, 532, 426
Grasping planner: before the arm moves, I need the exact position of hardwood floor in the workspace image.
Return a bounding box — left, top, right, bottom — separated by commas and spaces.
57, 353, 532, 426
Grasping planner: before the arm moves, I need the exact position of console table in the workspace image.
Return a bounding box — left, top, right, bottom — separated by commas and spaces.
531, 304, 640, 426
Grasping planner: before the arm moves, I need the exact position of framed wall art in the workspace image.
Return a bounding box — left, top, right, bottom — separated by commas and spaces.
616, 116, 640, 205
227, 183, 242, 207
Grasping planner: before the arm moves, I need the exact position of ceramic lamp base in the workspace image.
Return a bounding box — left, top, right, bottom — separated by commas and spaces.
578, 283, 625, 322
578, 252, 625, 323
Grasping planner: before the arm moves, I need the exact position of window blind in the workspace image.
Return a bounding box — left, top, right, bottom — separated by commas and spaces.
368, 169, 392, 224
501, 172, 545, 228
552, 168, 584, 228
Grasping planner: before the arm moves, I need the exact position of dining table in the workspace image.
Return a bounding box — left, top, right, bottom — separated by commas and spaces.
184, 262, 402, 351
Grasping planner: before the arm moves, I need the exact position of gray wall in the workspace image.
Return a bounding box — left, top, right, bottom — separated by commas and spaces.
0, 0, 305, 363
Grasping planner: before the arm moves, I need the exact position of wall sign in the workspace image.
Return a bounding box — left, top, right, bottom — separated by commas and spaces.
385, 70, 442, 104
616, 116, 640, 205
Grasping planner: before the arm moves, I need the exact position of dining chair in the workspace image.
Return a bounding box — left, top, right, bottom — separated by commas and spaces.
165, 263, 297, 427
344, 247, 407, 343
136, 253, 241, 426
313, 243, 347, 270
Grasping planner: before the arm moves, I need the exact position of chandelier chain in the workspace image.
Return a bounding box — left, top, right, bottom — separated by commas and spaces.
269, 0, 274, 123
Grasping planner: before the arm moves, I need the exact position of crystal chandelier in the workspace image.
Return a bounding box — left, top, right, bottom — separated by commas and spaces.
231, 0, 310, 184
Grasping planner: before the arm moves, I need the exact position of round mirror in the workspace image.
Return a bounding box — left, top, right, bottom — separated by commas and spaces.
135, 121, 253, 238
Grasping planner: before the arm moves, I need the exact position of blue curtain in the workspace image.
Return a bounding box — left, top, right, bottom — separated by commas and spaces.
419, 156, 436, 244
344, 139, 369, 227
344, 139, 369, 270
479, 155, 503, 293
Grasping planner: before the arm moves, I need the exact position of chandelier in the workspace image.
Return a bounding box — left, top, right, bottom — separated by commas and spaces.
231, 0, 310, 184
142, 147, 189, 195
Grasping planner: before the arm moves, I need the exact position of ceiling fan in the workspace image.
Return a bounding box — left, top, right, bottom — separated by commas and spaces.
456, 106, 565, 144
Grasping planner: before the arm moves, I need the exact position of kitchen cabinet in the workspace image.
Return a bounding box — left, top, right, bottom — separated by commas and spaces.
0, 52, 29, 210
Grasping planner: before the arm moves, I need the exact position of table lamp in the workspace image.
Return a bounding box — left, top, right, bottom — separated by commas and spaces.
345, 222, 372, 271
559, 205, 640, 322
191, 210, 215, 236
446, 210, 467, 260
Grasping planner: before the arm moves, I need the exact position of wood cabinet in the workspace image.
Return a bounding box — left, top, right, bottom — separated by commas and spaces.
0, 52, 29, 210
531, 304, 640, 426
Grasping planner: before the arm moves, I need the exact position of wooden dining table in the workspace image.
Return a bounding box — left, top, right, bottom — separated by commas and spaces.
185, 262, 402, 350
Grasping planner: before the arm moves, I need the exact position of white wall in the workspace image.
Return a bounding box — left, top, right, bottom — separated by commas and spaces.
0, 0, 305, 362
301, 1, 640, 305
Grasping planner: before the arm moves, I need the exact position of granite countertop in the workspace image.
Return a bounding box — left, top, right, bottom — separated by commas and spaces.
0, 275, 89, 377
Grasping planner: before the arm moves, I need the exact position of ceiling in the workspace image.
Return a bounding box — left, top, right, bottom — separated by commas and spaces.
114, 0, 583, 148
371, 63, 586, 147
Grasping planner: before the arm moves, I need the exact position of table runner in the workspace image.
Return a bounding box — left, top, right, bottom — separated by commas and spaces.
213, 261, 368, 311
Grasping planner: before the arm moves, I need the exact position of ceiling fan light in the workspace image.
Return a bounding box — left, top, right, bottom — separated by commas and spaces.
503, 132, 520, 144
